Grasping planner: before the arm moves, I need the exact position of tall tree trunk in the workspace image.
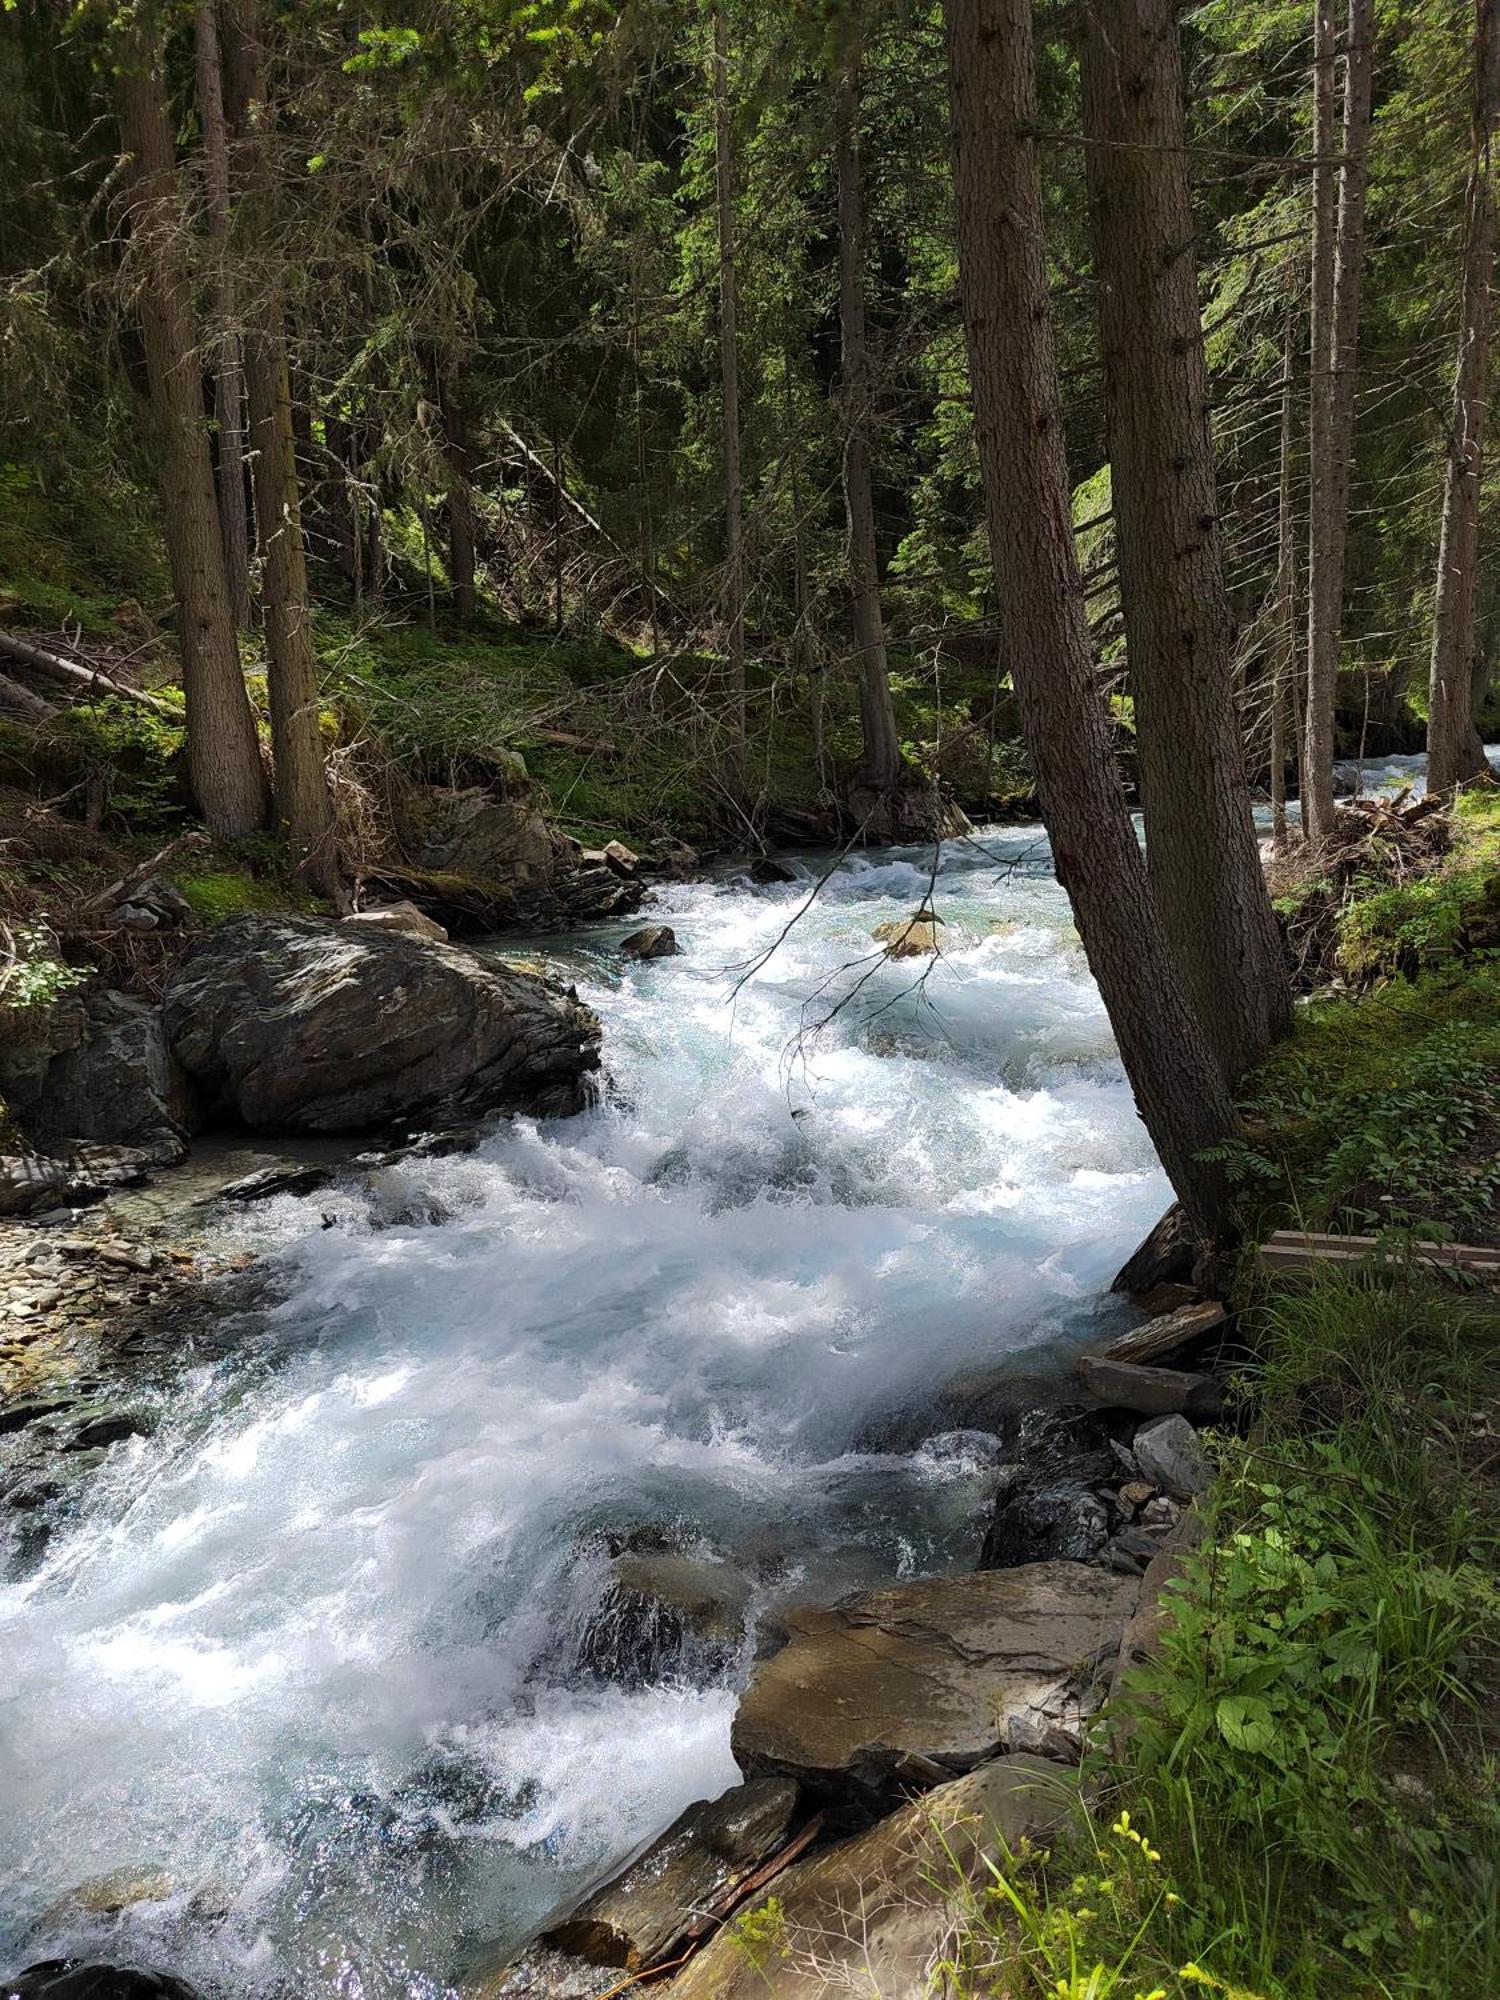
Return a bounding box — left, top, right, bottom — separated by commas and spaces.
711, 0, 747, 774
1272, 299, 1298, 854
835, 55, 902, 801
1080, 0, 1290, 1081
437, 365, 478, 623
193, 0, 252, 632
222, 0, 339, 897
115, 31, 266, 840
1305, 0, 1374, 841
1428, 0, 1500, 794
945, 0, 1238, 1238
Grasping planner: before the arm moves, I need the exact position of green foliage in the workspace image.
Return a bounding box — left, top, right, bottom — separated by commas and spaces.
0, 918, 85, 1018
0, 460, 167, 634
1334, 792, 1500, 982
175, 866, 312, 925
1220, 961, 1500, 1238
727, 1894, 786, 1973
947, 1281, 1500, 2000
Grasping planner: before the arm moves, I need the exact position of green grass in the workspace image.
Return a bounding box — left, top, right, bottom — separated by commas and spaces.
1334, 790, 1500, 983
1211, 959, 1500, 1243
0, 458, 168, 635
946, 1277, 1500, 2000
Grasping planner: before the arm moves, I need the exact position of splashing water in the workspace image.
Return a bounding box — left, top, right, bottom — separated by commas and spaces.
0, 828, 1169, 1995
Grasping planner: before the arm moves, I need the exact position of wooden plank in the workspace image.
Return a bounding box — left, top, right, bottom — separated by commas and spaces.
1258, 1231, 1500, 1281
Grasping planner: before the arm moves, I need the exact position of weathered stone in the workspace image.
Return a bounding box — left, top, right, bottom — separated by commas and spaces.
3, 1967, 201, 2000
422, 793, 559, 888
1111, 1203, 1195, 1296
542, 1779, 798, 1972
1098, 1300, 1225, 1368
748, 858, 796, 885
37, 1866, 174, 1930
21, 991, 199, 1159
0, 993, 89, 1122
872, 914, 941, 959
164, 916, 600, 1133
980, 1482, 1111, 1568
0, 1152, 71, 1219
619, 926, 679, 962
668, 1757, 1078, 1999
578, 1551, 752, 1684
732, 1564, 1134, 1809
601, 841, 639, 878
345, 900, 449, 944
1132, 1415, 1210, 1499
1078, 1356, 1223, 1421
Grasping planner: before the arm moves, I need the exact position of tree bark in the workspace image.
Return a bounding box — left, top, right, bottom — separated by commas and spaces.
1080, 0, 1290, 1081
1305, 0, 1374, 841
711, 0, 747, 774
835, 55, 902, 801
437, 365, 478, 623
222, 0, 339, 897
945, 0, 1238, 1238
1272, 298, 1298, 853
115, 31, 267, 840
194, 0, 252, 632
1428, 0, 1500, 794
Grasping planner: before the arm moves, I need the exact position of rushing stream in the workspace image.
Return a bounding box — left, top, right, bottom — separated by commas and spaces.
0, 827, 1175, 1995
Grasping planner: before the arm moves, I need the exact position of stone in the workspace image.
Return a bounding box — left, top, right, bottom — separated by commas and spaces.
1098, 1300, 1225, 1368
345, 901, 449, 944
731, 1563, 1134, 1810
1111, 1203, 1195, 1296
421, 793, 559, 889
748, 858, 796, 885
619, 926, 679, 962
0, 1152, 71, 1219
23, 991, 199, 1159
601, 841, 639, 878
667, 1757, 1078, 1999
37, 1867, 174, 1929
1078, 1356, 1224, 1421
871, 914, 941, 959
1132, 1415, 1210, 1499
578, 1551, 752, 1685
980, 1482, 1111, 1568
3, 1968, 201, 2000
164, 916, 600, 1133
541, 1779, 798, 1972
0, 992, 89, 1123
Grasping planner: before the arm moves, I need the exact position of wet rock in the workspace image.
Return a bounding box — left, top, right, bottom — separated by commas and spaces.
578, 1550, 751, 1684
618, 926, 679, 962
345, 900, 449, 944
37, 1867, 174, 1930
164, 916, 600, 1133
748, 858, 796, 885
731, 1563, 1134, 1811
1132, 1415, 1210, 1499
0, 1398, 72, 1437
1111, 1203, 1195, 1297
1078, 1356, 1223, 1421
22, 992, 200, 1161
872, 913, 941, 959
667, 1757, 1077, 1999
1098, 1299, 1225, 1368
211, 1162, 338, 1204
3, 1966, 201, 2000
0, 1152, 72, 1220
66, 1409, 149, 1451
541, 1778, 798, 1971
980, 1481, 1111, 1567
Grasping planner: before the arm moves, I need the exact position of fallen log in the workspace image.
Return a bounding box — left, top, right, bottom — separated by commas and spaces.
0, 629, 174, 716
0, 671, 57, 723
1097, 1299, 1225, 1367
533, 725, 619, 757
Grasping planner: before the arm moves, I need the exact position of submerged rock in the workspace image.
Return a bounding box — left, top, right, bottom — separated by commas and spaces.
748, 857, 796, 885
731, 1563, 1135, 1810
667, 1756, 1077, 1998
163, 916, 600, 1133
872, 912, 941, 959
980, 1480, 1111, 1567
3, 1966, 201, 2000
577, 1549, 752, 1685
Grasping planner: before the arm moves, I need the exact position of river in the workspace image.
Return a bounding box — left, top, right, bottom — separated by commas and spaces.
0, 826, 1172, 1995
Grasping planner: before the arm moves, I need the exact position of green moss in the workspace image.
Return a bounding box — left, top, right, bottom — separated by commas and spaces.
176, 862, 319, 925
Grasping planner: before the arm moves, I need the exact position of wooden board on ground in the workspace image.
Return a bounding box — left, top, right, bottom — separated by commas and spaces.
1257, 1230, 1500, 1283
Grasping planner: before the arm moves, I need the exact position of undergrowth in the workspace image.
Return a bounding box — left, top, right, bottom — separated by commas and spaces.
945, 1277, 1500, 2000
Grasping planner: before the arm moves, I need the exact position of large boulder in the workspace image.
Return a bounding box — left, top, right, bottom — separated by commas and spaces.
163, 916, 600, 1134
3, 1968, 201, 2000
25, 991, 200, 1161
667, 1757, 1077, 1999
731, 1564, 1135, 1811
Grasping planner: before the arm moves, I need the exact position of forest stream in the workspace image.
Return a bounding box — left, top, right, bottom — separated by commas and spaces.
1, 827, 1182, 1995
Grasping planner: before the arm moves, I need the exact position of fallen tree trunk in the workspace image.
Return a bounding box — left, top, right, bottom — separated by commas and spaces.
0, 672, 57, 723
0, 630, 174, 716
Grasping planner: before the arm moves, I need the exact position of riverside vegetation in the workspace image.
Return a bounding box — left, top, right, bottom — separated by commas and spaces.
2, 0, 1500, 1995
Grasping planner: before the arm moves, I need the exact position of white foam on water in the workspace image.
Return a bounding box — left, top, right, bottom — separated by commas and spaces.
0, 826, 1169, 1995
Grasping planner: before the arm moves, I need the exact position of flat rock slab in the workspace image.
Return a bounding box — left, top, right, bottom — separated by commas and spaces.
1078, 1355, 1223, 1420
731, 1563, 1135, 1807
668, 1756, 1078, 1998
